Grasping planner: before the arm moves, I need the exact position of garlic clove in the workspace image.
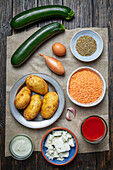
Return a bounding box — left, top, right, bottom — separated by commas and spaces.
66, 107, 76, 121
66, 111, 72, 121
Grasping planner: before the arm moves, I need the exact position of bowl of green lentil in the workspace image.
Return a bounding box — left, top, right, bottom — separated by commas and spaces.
70, 30, 103, 62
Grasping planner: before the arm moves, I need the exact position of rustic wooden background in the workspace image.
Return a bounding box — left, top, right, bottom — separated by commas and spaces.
0, 0, 113, 169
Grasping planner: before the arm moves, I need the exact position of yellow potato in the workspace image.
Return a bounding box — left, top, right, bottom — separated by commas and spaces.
41, 91, 59, 119
26, 75, 48, 95
14, 86, 31, 110
24, 94, 42, 120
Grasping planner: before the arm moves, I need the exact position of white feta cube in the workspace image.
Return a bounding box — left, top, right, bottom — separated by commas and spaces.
44, 134, 54, 148
57, 157, 64, 161
52, 137, 64, 149
67, 133, 73, 139
52, 131, 63, 136
68, 138, 75, 147
62, 133, 68, 142
59, 151, 69, 158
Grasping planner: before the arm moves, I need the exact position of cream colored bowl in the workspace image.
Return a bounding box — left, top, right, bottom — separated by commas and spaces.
67, 67, 106, 107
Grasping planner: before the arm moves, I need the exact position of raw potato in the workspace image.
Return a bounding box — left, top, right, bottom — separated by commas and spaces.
14, 86, 31, 110
26, 75, 48, 95
24, 94, 42, 120
41, 91, 59, 119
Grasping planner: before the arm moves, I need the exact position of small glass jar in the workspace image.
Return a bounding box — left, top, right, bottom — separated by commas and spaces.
9, 134, 34, 160
81, 115, 108, 144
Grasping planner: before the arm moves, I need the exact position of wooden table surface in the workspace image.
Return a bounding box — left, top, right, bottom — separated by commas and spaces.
0, 0, 113, 169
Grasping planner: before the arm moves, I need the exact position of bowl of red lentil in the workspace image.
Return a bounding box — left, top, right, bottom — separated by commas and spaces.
67, 67, 106, 107
70, 30, 103, 62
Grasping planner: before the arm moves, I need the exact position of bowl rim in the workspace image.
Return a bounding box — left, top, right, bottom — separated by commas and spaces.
70, 29, 103, 62
67, 66, 106, 107
9, 134, 34, 160
41, 127, 78, 166
81, 115, 108, 144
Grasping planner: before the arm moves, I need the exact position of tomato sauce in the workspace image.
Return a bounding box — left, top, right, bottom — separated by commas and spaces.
82, 116, 105, 141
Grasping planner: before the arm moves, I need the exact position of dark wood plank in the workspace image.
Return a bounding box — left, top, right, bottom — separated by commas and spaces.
11, 1, 62, 170
37, 2, 63, 170
0, 0, 37, 170
63, 0, 93, 29
0, 0, 13, 170
92, 0, 108, 28
0, 0, 12, 158
0, 0, 113, 169
92, 0, 112, 169
12, 1, 39, 169
62, 1, 96, 169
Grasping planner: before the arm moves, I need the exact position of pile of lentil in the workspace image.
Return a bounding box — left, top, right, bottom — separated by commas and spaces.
69, 70, 102, 104
76, 35, 97, 56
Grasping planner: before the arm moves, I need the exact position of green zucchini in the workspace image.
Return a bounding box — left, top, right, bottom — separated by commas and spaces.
11, 5, 75, 29
11, 22, 65, 67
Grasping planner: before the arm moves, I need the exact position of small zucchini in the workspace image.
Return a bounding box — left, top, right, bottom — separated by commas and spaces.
11, 22, 65, 67
11, 5, 75, 29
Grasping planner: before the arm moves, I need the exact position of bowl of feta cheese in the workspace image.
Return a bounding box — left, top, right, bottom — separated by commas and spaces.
41, 127, 78, 166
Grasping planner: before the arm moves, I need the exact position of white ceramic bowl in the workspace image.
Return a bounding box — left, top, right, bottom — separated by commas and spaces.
67, 67, 106, 107
70, 30, 103, 62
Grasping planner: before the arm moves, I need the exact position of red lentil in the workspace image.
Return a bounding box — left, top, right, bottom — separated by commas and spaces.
69, 70, 102, 104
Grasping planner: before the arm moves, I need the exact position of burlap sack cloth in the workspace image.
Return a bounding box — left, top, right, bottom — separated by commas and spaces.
5, 27, 109, 157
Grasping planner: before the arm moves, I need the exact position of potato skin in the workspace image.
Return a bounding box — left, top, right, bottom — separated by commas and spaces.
14, 86, 31, 110
24, 94, 42, 120
41, 91, 59, 119
26, 75, 48, 95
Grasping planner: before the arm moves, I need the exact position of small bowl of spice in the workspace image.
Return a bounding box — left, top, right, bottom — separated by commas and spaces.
70, 30, 103, 62
67, 67, 106, 107
9, 134, 34, 160
81, 115, 108, 144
